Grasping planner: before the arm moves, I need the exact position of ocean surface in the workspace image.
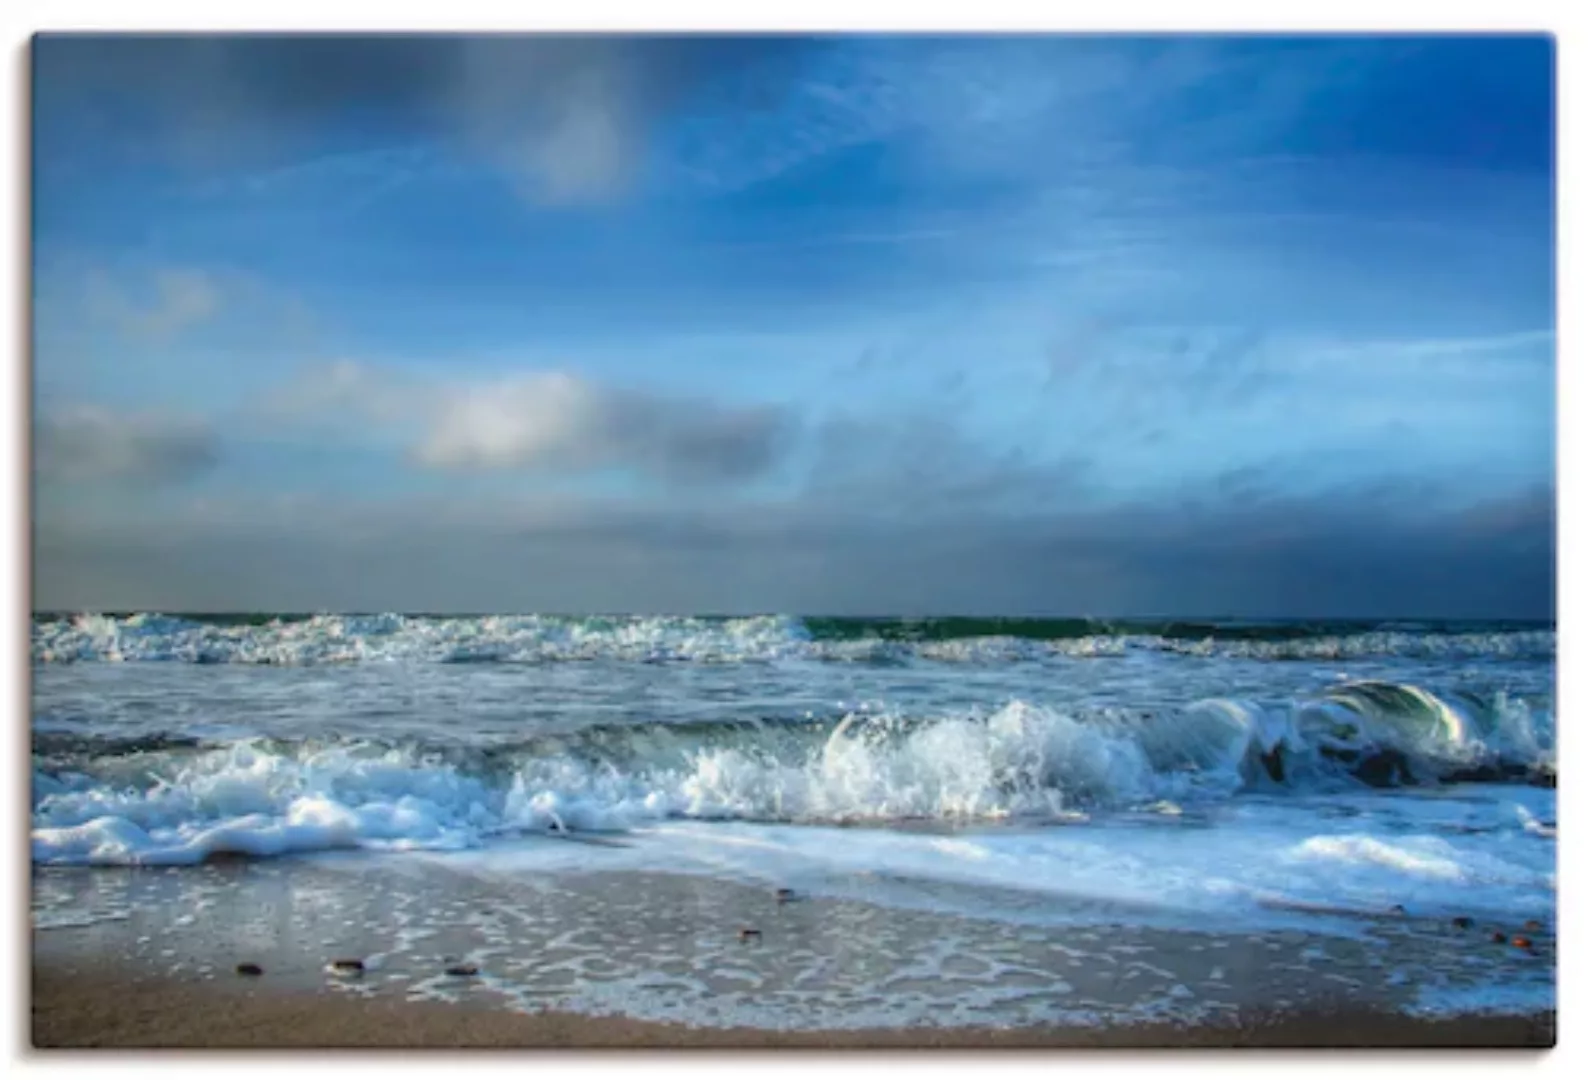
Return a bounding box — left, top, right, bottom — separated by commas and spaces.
30, 612, 1558, 1026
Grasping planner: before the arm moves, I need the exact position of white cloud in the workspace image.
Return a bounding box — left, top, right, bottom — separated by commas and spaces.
269, 363, 794, 486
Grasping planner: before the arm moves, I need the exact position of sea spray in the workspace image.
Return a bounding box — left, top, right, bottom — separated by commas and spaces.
32, 688, 1555, 866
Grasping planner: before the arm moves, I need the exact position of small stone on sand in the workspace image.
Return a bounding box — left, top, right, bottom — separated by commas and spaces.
235, 963, 263, 977
203, 850, 253, 865
327, 958, 365, 976
445, 963, 479, 977
739, 928, 762, 941
1491, 932, 1507, 944
1452, 916, 1474, 930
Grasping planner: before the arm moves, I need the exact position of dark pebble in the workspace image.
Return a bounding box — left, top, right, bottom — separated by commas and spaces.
775, 888, 795, 902
739, 928, 762, 941
1452, 916, 1474, 930
1491, 932, 1508, 944
203, 850, 253, 865
328, 958, 365, 975
445, 963, 479, 977
1511, 936, 1533, 950
235, 963, 263, 977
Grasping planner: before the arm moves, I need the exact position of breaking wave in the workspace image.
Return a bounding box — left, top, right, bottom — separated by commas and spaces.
31, 683, 1555, 866
30, 612, 1555, 666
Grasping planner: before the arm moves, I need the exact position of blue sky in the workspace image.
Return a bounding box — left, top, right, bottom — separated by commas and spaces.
31, 34, 1555, 616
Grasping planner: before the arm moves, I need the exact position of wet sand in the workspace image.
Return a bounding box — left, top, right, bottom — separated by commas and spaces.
29, 965, 1556, 1049
30, 854, 1557, 1049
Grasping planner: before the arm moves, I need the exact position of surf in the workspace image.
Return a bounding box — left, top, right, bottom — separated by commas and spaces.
31, 685, 1555, 867
30, 612, 1557, 665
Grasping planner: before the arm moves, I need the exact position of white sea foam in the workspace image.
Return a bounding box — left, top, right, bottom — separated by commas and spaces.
31, 613, 814, 666
1407, 981, 1557, 1019
30, 613, 1555, 666
31, 688, 1555, 871
1516, 804, 1557, 837
1290, 835, 1469, 881
421, 786, 1556, 935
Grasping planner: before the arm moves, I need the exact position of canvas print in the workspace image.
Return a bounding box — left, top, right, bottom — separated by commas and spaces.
30, 33, 1555, 1049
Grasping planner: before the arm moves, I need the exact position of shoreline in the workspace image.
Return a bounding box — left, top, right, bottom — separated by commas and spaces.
30, 857, 1557, 1050
31, 963, 1557, 1049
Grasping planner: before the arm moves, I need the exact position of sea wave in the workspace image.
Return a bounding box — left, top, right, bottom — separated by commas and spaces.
29, 612, 1556, 666
31, 683, 1555, 866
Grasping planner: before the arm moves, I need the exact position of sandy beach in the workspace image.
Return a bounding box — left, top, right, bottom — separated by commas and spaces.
30, 963, 1555, 1049
30, 857, 1557, 1050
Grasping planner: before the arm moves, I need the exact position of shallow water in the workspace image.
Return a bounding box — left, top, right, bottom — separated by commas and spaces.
31, 860, 1556, 1030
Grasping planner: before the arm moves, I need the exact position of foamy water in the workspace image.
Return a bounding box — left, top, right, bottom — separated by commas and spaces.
30, 612, 1556, 1024
32, 611, 1555, 666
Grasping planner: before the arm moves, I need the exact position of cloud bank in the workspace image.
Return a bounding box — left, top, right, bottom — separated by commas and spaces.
33, 479, 1553, 619
34, 342, 1553, 619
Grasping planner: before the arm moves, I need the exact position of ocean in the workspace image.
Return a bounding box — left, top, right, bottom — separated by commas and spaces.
30, 612, 1557, 1032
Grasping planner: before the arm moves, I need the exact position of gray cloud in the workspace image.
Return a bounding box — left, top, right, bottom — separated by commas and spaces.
413, 373, 794, 484
34, 407, 218, 485
34, 34, 813, 204
802, 412, 1092, 518
266, 362, 795, 486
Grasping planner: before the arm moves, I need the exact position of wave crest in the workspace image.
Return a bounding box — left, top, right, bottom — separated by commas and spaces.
31, 612, 1555, 665
31, 684, 1555, 865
